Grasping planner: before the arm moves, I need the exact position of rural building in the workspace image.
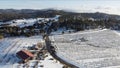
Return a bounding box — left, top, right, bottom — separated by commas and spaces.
16, 50, 34, 62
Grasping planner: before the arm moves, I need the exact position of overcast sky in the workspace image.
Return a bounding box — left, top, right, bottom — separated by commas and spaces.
0, 0, 120, 15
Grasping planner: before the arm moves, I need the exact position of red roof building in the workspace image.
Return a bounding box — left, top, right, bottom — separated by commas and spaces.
16, 50, 34, 62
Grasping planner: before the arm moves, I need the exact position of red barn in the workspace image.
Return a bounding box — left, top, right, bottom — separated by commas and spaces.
16, 50, 34, 62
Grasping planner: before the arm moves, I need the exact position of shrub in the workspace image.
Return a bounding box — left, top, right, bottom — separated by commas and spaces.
0, 34, 4, 39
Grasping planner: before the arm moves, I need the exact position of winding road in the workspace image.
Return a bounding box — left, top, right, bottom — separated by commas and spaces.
44, 34, 78, 68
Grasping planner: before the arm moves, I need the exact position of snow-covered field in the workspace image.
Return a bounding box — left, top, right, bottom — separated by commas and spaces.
0, 35, 63, 68
50, 29, 120, 68
0, 15, 60, 28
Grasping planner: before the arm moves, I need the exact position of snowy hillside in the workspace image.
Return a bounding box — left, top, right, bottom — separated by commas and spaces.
50, 29, 120, 68
0, 15, 60, 28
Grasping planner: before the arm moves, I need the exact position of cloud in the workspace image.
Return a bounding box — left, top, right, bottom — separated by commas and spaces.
95, 6, 111, 10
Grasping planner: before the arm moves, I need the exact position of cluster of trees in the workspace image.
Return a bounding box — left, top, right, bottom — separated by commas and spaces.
0, 26, 45, 37
58, 15, 120, 31
0, 19, 59, 37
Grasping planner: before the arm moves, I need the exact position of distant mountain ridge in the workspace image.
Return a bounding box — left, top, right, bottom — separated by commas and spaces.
0, 9, 120, 22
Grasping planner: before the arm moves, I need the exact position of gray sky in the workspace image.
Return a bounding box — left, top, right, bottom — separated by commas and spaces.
0, 0, 120, 15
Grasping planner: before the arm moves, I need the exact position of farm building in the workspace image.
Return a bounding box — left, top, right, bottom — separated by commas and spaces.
16, 50, 34, 63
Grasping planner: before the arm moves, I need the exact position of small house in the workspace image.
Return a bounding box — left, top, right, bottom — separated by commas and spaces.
16, 50, 34, 63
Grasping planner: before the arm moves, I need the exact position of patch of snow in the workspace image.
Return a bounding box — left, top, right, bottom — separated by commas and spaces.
38, 53, 63, 68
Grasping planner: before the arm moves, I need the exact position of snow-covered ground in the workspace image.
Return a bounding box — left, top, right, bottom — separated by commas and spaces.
51, 27, 75, 35
38, 53, 63, 68
13, 53, 63, 68
0, 35, 63, 68
0, 36, 43, 67
50, 29, 120, 68
9, 18, 41, 28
